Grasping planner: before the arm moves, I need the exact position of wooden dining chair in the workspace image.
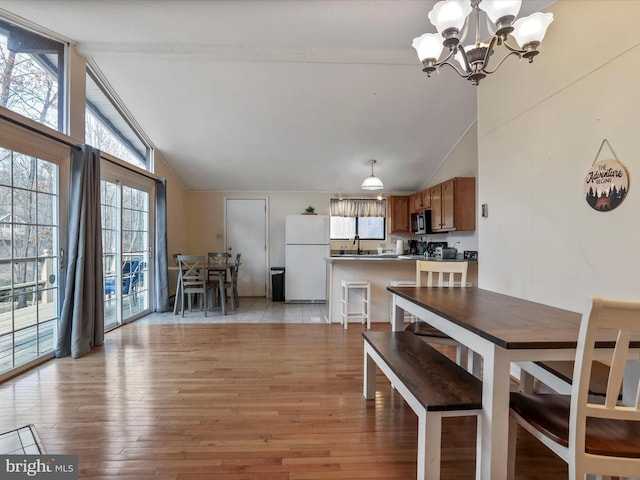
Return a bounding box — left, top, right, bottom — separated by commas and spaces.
508, 296, 640, 480
176, 255, 215, 317
223, 253, 241, 311
208, 252, 230, 267
208, 252, 231, 306
406, 260, 471, 369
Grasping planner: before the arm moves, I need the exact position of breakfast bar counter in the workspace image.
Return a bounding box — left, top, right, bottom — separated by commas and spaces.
325, 255, 477, 325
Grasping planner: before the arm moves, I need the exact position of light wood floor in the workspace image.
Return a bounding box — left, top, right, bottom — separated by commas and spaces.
0, 322, 566, 479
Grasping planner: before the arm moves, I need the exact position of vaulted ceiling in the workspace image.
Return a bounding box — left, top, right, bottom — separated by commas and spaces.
0, 0, 553, 193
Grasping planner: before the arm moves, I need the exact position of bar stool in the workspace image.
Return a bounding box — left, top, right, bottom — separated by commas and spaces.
388, 280, 417, 325
340, 280, 370, 329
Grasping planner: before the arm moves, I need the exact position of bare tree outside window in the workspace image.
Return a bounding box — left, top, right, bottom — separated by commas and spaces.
0, 148, 58, 375
0, 21, 62, 130
86, 111, 146, 169
85, 69, 149, 170
101, 181, 150, 329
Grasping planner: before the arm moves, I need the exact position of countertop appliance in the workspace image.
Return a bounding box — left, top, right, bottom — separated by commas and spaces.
425, 241, 448, 257
285, 215, 329, 303
408, 240, 419, 255
464, 250, 478, 261
441, 247, 457, 259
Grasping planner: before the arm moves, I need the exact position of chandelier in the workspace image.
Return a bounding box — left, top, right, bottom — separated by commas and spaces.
412, 0, 554, 85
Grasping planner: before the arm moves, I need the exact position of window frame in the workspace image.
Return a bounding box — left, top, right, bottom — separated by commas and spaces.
85, 63, 153, 171
101, 161, 155, 329
0, 118, 69, 380
0, 18, 65, 132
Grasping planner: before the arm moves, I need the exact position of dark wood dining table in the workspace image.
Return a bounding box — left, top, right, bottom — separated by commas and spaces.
170, 263, 235, 315
387, 286, 640, 480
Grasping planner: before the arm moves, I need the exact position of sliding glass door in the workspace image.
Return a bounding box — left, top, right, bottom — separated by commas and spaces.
101, 165, 154, 329
0, 149, 63, 376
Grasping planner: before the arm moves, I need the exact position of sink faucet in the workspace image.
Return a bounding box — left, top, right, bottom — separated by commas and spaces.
353, 235, 362, 255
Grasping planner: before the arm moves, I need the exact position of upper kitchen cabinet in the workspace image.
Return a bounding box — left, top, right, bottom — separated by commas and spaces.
421, 188, 431, 210
430, 177, 475, 232
409, 189, 431, 213
387, 196, 410, 233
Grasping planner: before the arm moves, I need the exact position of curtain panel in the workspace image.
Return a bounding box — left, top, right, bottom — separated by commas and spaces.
154, 178, 169, 312
330, 198, 386, 217
56, 145, 104, 359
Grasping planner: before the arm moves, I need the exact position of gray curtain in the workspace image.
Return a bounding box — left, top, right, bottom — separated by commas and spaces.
154, 178, 169, 312
56, 145, 104, 358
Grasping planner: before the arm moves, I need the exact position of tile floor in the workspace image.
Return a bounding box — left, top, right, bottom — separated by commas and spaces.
0, 425, 45, 454
135, 297, 329, 324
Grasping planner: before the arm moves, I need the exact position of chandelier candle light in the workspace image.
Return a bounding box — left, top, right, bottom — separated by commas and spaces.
361, 159, 384, 191
412, 0, 553, 85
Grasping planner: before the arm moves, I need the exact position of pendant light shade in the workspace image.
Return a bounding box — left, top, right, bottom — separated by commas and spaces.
511, 12, 554, 48
361, 159, 384, 190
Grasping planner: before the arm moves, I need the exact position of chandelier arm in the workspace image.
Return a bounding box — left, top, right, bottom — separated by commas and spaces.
457, 43, 472, 74
479, 35, 499, 70
481, 50, 523, 75
437, 60, 471, 79
432, 47, 458, 68
500, 38, 528, 55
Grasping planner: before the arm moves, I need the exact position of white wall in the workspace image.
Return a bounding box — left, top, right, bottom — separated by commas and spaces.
477, 0, 640, 311
183, 191, 334, 270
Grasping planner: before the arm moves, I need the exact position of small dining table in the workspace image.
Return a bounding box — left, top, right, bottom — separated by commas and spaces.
387, 286, 640, 480
170, 262, 235, 315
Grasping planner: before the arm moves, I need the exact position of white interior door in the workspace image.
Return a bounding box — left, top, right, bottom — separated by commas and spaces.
225, 198, 267, 297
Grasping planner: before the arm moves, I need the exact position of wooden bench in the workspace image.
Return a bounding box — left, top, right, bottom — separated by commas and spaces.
363, 331, 483, 480
517, 360, 611, 396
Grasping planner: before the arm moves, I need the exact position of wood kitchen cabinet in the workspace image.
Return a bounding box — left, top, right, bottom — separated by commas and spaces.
430, 177, 475, 232
410, 192, 422, 213
410, 189, 431, 213
387, 195, 410, 233
421, 188, 431, 210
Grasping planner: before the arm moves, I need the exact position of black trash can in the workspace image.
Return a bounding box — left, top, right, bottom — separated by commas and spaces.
271, 267, 285, 302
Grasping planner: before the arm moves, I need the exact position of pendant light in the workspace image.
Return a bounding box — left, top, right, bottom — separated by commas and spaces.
361, 160, 384, 191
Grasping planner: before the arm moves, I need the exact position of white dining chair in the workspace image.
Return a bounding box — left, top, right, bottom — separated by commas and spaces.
508, 296, 640, 480
406, 260, 471, 369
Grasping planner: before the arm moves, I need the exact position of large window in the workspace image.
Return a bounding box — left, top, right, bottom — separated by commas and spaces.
86, 67, 151, 170
0, 19, 64, 131
0, 148, 59, 375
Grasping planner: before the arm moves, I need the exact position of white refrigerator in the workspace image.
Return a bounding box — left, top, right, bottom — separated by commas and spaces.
285, 215, 330, 303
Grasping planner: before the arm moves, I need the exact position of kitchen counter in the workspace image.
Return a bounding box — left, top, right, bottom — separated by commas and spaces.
325, 256, 478, 325
326, 255, 472, 262
326, 255, 415, 262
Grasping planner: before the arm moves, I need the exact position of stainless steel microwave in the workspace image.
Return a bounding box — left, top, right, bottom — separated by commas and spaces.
411, 211, 432, 235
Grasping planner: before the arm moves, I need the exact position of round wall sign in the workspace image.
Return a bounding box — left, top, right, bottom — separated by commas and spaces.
584, 159, 629, 212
